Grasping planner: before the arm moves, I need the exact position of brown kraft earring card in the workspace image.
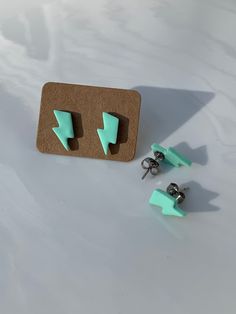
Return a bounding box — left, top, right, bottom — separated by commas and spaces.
36, 82, 141, 161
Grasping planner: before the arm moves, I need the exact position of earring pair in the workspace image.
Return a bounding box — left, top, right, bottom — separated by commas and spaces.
142, 144, 192, 217
52, 110, 119, 155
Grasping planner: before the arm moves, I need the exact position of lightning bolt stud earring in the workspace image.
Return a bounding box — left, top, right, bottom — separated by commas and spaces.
141, 143, 192, 179
149, 183, 189, 217
97, 112, 119, 155
151, 143, 192, 167
52, 110, 74, 151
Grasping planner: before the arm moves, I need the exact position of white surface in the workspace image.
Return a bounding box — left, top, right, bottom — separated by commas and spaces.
0, 0, 235, 313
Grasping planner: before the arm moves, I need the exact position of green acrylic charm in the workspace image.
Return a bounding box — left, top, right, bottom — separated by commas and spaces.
97, 112, 119, 155
151, 143, 192, 167
149, 189, 186, 217
52, 110, 74, 151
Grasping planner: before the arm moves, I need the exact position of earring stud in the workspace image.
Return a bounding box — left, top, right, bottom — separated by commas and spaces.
52, 110, 74, 151
149, 182, 189, 217
97, 112, 119, 155
141, 143, 192, 179
151, 143, 192, 167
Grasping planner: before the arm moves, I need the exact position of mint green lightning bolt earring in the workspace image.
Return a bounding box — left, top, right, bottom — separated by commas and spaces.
52, 110, 74, 151
149, 183, 189, 217
151, 143, 192, 167
141, 143, 192, 179
97, 112, 119, 155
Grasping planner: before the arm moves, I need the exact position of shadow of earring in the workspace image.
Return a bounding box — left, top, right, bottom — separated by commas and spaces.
108, 112, 129, 155
67, 112, 84, 151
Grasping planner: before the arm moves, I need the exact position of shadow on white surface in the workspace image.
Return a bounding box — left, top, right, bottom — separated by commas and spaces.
1, 6, 50, 60
133, 86, 214, 158
182, 181, 220, 213
0, 85, 35, 154
156, 141, 208, 175
173, 142, 208, 166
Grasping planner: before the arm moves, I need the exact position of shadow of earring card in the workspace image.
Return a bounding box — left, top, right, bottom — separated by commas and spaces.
36, 82, 141, 161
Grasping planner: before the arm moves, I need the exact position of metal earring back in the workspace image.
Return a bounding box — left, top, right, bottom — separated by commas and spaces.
166, 182, 189, 204
141, 151, 165, 180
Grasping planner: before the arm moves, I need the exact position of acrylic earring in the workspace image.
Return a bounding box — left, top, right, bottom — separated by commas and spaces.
97, 112, 119, 155
151, 143, 192, 167
141, 143, 192, 179
52, 110, 74, 151
149, 182, 189, 217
